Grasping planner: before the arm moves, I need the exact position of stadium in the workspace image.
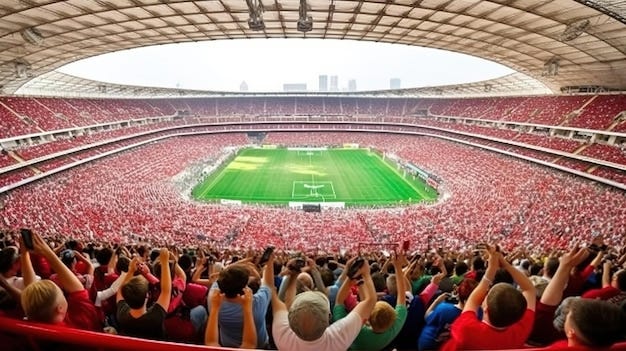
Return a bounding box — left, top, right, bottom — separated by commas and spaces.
0, 0, 625, 350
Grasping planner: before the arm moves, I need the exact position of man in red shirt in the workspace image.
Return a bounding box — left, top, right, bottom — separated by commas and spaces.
443, 245, 536, 350
20, 232, 101, 332
582, 261, 626, 306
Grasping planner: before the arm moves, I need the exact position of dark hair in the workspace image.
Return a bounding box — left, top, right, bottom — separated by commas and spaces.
116, 255, 130, 273
569, 299, 625, 348
371, 272, 386, 293
121, 276, 149, 309
443, 260, 455, 277
153, 261, 175, 280
95, 248, 113, 266
217, 265, 248, 298
178, 254, 193, 271
315, 256, 327, 267
66, 240, 79, 250
529, 262, 543, 277
471, 256, 485, 271
454, 261, 469, 276
149, 249, 160, 263
486, 283, 527, 328
319, 267, 335, 287
457, 278, 479, 303
136, 245, 149, 258
327, 261, 338, 271
493, 268, 514, 285
544, 258, 559, 278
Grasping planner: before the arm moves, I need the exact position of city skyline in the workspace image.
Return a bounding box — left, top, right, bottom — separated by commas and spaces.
60, 38, 514, 93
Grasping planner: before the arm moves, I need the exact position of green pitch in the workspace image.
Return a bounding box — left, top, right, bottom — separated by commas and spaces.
191, 148, 438, 206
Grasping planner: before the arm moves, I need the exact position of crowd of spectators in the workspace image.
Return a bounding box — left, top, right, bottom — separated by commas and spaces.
1, 228, 625, 350
0, 131, 625, 349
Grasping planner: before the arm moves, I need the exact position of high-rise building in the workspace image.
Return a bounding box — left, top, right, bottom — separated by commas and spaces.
318, 75, 328, 92
390, 78, 401, 90
240, 81, 248, 92
348, 79, 357, 92
330, 75, 339, 92
283, 83, 307, 92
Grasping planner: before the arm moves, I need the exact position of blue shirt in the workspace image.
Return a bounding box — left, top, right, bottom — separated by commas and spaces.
418, 302, 462, 351
210, 282, 271, 348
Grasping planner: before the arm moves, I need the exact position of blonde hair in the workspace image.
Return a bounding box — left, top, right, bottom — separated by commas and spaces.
21, 280, 62, 323
369, 301, 397, 333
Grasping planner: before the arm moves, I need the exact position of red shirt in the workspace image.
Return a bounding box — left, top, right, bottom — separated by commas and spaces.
528, 302, 563, 346
582, 286, 620, 300
182, 283, 208, 308
442, 309, 535, 350
62, 289, 101, 331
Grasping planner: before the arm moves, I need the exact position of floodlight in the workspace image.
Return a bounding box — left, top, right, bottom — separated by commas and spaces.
21, 28, 44, 46
297, 0, 313, 32
560, 19, 590, 42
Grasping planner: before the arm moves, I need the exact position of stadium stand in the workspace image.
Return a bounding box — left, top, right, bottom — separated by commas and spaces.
566, 95, 626, 130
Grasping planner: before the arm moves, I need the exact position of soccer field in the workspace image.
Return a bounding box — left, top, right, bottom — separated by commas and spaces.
191, 148, 438, 206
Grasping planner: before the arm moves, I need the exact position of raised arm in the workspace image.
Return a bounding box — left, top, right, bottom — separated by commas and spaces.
239, 287, 257, 349
601, 260, 612, 288
463, 245, 499, 313
74, 250, 94, 276
205, 288, 223, 347
498, 253, 536, 311
262, 251, 275, 287
541, 247, 588, 306
350, 260, 377, 321
155, 248, 172, 311
117, 257, 139, 302
394, 254, 407, 307
306, 258, 327, 294
19, 237, 36, 288
30, 232, 83, 293
192, 258, 217, 286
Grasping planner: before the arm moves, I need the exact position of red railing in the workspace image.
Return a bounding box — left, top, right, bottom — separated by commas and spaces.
1, 316, 626, 351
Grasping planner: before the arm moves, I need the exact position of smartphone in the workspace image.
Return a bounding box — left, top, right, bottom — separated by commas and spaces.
21, 228, 34, 250
347, 257, 365, 279
259, 246, 274, 266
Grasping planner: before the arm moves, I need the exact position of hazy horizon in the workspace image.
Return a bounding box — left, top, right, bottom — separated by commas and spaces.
59, 38, 515, 93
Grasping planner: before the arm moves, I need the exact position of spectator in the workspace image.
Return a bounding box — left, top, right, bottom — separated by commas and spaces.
211, 255, 273, 348
582, 261, 626, 306
20, 232, 100, 331
272, 257, 377, 351
549, 298, 626, 349
418, 278, 479, 351
442, 245, 536, 350
335, 254, 408, 351
205, 287, 256, 348
116, 249, 171, 340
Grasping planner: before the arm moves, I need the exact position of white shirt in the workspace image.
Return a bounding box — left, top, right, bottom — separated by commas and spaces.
272, 309, 362, 351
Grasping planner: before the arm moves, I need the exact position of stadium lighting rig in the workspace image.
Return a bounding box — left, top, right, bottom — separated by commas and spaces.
246, 0, 265, 31
297, 0, 313, 32
560, 19, 590, 41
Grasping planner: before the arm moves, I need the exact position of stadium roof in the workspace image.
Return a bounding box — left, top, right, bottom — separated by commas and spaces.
0, 0, 625, 95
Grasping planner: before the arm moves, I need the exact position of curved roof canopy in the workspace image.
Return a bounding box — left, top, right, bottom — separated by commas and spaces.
0, 0, 625, 95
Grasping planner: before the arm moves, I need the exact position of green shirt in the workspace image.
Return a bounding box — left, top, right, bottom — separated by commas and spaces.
411, 275, 432, 295
333, 304, 408, 351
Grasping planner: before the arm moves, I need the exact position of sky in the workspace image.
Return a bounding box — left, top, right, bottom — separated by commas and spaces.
59, 39, 514, 93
